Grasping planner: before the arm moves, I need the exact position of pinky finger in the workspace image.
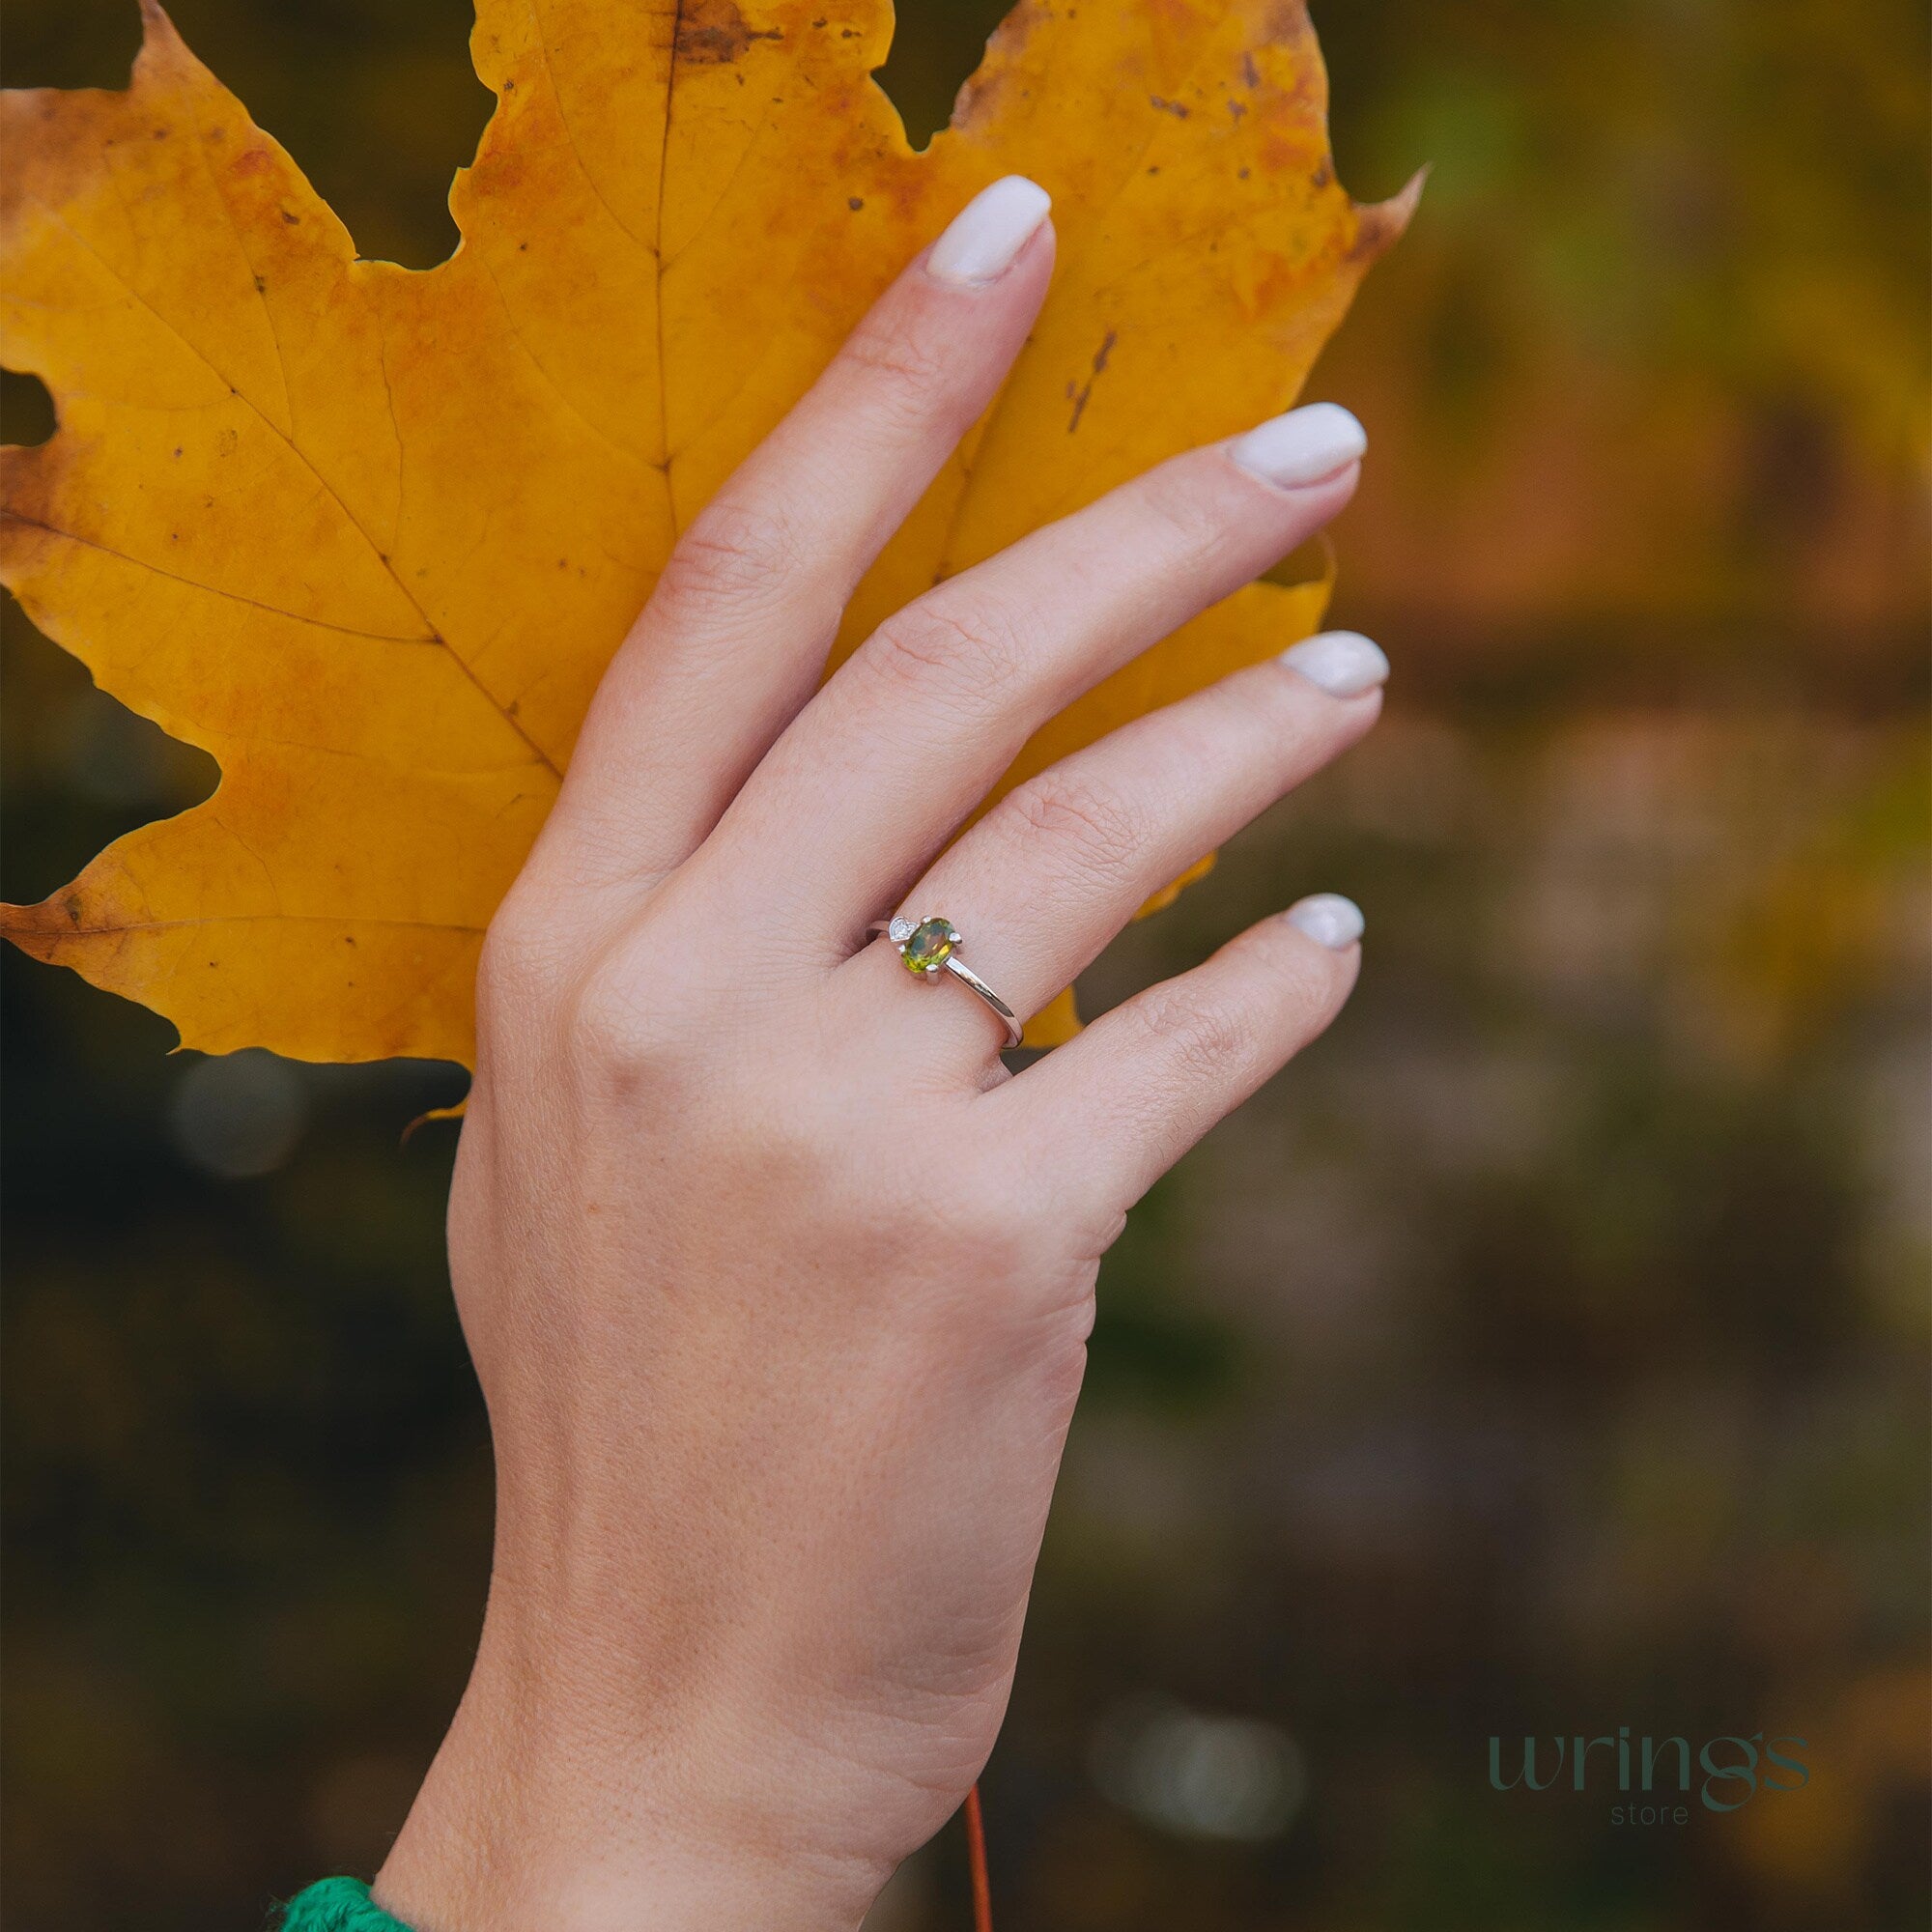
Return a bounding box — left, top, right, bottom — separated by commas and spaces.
1002, 895, 1365, 1214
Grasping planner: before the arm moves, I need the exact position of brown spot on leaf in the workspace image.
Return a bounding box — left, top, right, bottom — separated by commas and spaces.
1066, 328, 1117, 434
675, 1, 782, 64
1150, 95, 1188, 118
1241, 53, 1261, 89
848, 196, 864, 211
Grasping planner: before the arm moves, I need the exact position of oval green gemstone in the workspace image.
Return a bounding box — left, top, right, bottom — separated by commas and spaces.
901, 917, 955, 974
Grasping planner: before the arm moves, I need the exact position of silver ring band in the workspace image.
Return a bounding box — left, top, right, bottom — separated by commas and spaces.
869, 916, 1024, 1048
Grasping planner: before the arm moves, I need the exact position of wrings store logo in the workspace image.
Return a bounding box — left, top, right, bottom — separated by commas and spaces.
1489, 1729, 1809, 1825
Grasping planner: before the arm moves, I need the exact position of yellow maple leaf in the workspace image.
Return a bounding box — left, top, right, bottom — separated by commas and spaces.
1, 0, 1413, 1062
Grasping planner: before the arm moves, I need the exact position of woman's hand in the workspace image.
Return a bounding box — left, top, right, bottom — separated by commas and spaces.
375, 176, 1385, 1932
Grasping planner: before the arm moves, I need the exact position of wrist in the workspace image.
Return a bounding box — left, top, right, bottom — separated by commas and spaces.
374, 1602, 890, 1932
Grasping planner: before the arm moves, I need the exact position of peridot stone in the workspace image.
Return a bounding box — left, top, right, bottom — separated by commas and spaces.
901, 918, 955, 974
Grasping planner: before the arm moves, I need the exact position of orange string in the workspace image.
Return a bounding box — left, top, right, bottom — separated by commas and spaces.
964, 1781, 993, 1932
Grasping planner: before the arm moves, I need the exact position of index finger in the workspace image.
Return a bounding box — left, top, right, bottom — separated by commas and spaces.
540, 178, 1057, 890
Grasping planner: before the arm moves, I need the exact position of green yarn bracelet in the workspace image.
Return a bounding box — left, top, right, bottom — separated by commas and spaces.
279, 1877, 413, 1931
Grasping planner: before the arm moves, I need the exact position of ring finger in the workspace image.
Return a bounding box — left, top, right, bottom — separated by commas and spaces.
846, 629, 1388, 1057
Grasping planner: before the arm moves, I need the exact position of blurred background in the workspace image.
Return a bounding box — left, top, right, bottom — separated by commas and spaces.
2, 0, 1927, 1925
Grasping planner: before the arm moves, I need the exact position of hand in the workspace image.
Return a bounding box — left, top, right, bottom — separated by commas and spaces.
375, 176, 1385, 1931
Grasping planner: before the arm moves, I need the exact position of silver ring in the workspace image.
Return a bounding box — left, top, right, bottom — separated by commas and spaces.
869, 915, 1024, 1048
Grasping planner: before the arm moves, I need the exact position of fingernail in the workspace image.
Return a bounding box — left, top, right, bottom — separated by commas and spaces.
926, 176, 1053, 286
1284, 893, 1365, 950
1229, 403, 1367, 488
1280, 630, 1389, 698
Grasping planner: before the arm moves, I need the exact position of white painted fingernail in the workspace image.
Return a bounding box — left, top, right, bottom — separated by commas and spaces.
926, 176, 1053, 286
1280, 630, 1389, 698
1284, 893, 1365, 950
1229, 403, 1367, 488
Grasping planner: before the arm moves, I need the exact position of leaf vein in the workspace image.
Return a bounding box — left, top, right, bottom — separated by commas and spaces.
27, 197, 564, 777
1, 512, 440, 644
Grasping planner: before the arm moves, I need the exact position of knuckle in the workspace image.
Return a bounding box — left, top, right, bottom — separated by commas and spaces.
563, 956, 666, 1071
653, 500, 805, 620
1139, 457, 1238, 559
1001, 768, 1150, 878
865, 597, 1026, 711
1133, 981, 1258, 1086
553, 921, 709, 1083
840, 314, 955, 419
477, 888, 568, 1007
1252, 929, 1338, 1017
